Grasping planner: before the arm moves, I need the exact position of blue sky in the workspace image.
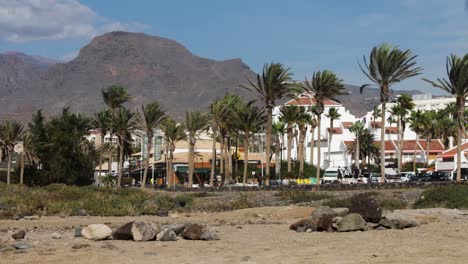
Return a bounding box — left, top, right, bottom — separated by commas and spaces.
1, 0, 467, 94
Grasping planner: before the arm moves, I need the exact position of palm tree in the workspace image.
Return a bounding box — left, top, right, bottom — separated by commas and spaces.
161, 118, 187, 187
102, 85, 132, 174
91, 110, 110, 184
279, 105, 300, 176
183, 111, 210, 187
348, 128, 380, 166
296, 108, 311, 177
349, 122, 365, 170
390, 104, 405, 173
112, 108, 136, 188
19, 132, 38, 185
302, 70, 347, 185
326, 107, 341, 168
360, 43, 422, 182
395, 94, 415, 172
308, 106, 318, 167
371, 105, 382, 132
232, 101, 265, 184
136, 102, 167, 188
241, 63, 298, 185
272, 121, 286, 179
423, 54, 468, 182
0, 120, 24, 184
409, 109, 425, 173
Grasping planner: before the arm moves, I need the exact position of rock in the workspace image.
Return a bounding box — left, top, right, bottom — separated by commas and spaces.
12, 230, 26, 240
382, 212, 419, 230
74, 227, 83, 237
365, 222, 379, 231
337, 213, 366, 232
23, 215, 40, 220
72, 243, 90, 250
81, 224, 112, 240
378, 218, 394, 229
156, 211, 169, 217
156, 228, 177, 241
14, 242, 32, 250
375, 226, 387, 231
311, 206, 337, 219
51, 232, 63, 239
289, 219, 317, 232
167, 224, 186, 235
79, 209, 87, 216
201, 227, 220, 241
182, 224, 204, 240
349, 197, 382, 223
113, 222, 134, 240
317, 214, 334, 232
332, 208, 349, 217
332, 217, 342, 223
131, 221, 159, 241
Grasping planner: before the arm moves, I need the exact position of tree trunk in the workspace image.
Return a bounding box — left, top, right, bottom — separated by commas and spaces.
220, 136, 225, 177
141, 134, 152, 188
310, 128, 315, 166
210, 130, 217, 187
299, 126, 306, 177
20, 153, 25, 185
380, 102, 386, 183
243, 135, 249, 184
413, 134, 418, 173
328, 119, 333, 168
117, 139, 124, 188
275, 134, 281, 178
355, 133, 360, 170
316, 116, 322, 185
426, 136, 430, 165
287, 124, 292, 175
265, 108, 272, 186
6, 149, 12, 185
397, 116, 402, 174
227, 136, 232, 183
188, 136, 195, 187
98, 135, 104, 186
456, 123, 462, 182
168, 149, 174, 186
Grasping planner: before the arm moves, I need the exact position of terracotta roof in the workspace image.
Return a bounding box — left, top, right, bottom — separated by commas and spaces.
342, 122, 353, 129
285, 97, 340, 106
393, 140, 422, 153
327, 127, 343, 134
385, 127, 398, 134
371, 121, 382, 128
437, 142, 468, 158
344, 140, 396, 153
418, 139, 445, 151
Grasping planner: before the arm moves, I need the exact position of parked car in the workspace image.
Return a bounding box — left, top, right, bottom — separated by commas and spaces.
322, 167, 340, 184
385, 174, 402, 183
369, 173, 382, 183
429, 171, 451, 181
400, 172, 416, 182
409, 173, 432, 182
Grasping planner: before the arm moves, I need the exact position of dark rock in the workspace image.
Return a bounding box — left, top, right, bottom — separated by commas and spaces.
74, 227, 83, 237
290, 219, 317, 232
181, 224, 204, 240
12, 230, 26, 240
112, 222, 134, 240
14, 242, 32, 250
79, 209, 87, 216
156, 211, 169, 217
317, 214, 334, 232
337, 213, 366, 232
311, 206, 337, 219
349, 197, 382, 223
167, 224, 186, 235
131, 221, 159, 241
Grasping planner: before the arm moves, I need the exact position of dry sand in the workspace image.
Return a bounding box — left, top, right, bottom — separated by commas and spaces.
1, 206, 468, 264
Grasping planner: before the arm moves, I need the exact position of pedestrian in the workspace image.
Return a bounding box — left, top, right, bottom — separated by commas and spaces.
337, 166, 343, 183
354, 167, 360, 179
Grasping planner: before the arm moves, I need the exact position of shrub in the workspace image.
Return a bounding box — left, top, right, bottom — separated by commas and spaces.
414, 185, 468, 209
379, 199, 408, 210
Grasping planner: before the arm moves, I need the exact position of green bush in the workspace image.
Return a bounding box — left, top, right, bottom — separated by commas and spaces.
414, 185, 468, 209
378, 199, 408, 210
278, 190, 330, 204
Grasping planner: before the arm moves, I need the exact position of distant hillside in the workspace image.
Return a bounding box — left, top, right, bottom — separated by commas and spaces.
0, 31, 422, 121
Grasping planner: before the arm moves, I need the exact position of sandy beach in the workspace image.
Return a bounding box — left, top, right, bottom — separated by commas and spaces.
1, 206, 468, 264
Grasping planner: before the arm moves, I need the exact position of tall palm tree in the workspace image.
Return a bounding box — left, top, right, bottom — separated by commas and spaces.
396, 94, 415, 171
349, 122, 365, 170
279, 105, 300, 175
183, 111, 210, 187
241, 63, 298, 185
0, 120, 24, 184
91, 110, 110, 184
136, 102, 167, 188
112, 108, 136, 188
390, 104, 405, 173
19, 132, 38, 185
308, 106, 318, 167
102, 85, 132, 174
302, 70, 347, 185
160, 118, 187, 187
296, 108, 311, 177
360, 43, 422, 182
409, 109, 425, 173
348, 128, 380, 166
326, 107, 341, 167
371, 105, 382, 132
272, 121, 286, 179
232, 101, 265, 184
424, 54, 468, 182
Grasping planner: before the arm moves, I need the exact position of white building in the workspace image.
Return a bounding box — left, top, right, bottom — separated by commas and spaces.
273, 92, 357, 169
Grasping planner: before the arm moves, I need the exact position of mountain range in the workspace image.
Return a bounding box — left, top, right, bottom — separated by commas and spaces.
0, 31, 421, 121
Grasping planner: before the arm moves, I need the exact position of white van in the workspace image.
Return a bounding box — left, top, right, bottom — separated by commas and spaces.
322, 167, 340, 184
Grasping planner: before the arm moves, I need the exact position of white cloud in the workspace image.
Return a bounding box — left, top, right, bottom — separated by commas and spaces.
0, 0, 150, 42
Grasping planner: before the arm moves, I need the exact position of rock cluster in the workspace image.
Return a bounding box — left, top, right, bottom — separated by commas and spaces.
291, 201, 419, 233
